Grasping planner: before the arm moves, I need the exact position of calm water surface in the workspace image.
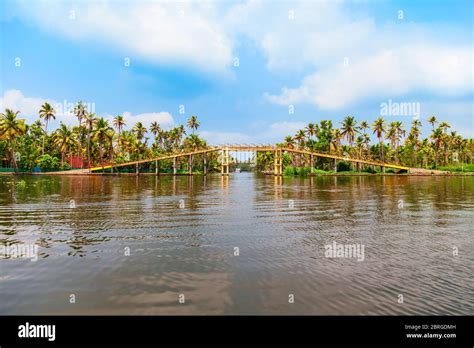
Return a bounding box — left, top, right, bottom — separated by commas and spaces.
0, 174, 473, 315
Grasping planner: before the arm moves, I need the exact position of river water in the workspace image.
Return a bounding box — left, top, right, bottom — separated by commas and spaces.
0, 174, 473, 315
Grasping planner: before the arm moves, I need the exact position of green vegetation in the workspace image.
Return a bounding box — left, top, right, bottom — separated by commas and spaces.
0, 104, 219, 173
272, 116, 472, 176
36, 154, 60, 169
0, 105, 472, 175
437, 164, 474, 172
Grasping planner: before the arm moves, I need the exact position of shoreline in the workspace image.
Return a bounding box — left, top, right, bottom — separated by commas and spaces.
1, 172, 473, 177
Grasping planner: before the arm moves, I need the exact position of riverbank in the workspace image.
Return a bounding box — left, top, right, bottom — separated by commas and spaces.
1, 171, 474, 177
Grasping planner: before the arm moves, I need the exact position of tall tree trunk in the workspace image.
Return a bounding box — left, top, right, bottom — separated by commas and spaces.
87, 133, 91, 167
10, 147, 18, 173
378, 137, 384, 162
42, 120, 48, 155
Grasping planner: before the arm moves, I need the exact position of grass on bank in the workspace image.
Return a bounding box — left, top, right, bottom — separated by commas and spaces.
437, 164, 474, 172
283, 161, 384, 177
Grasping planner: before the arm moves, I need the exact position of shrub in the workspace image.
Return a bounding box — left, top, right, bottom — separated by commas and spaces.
437, 164, 474, 172
296, 167, 311, 177
283, 166, 297, 176
36, 154, 60, 169
362, 166, 377, 174
337, 161, 352, 172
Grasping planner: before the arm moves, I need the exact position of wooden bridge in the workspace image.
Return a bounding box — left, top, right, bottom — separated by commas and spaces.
89, 145, 410, 175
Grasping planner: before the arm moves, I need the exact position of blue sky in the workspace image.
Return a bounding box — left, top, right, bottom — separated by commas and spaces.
1, 0, 473, 144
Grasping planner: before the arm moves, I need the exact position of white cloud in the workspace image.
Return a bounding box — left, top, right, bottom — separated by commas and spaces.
0, 89, 77, 126
200, 130, 255, 145
266, 44, 472, 109
11, 0, 234, 73
0, 89, 175, 131
110, 111, 174, 131
263, 121, 306, 138
6, 0, 473, 112
243, 2, 474, 109
0, 89, 49, 116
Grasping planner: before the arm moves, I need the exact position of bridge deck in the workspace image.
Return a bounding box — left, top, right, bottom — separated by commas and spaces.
90, 146, 409, 172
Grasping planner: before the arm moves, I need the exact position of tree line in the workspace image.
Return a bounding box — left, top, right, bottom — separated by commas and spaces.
279, 116, 473, 170
0, 103, 473, 172
0, 102, 206, 171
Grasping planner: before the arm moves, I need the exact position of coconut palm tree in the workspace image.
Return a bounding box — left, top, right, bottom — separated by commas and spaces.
359, 121, 369, 134
355, 136, 365, 159
132, 122, 147, 141
184, 134, 204, 151
409, 119, 422, 166
0, 109, 27, 171
428, 116, 438, 129
93, 118, 113, 164
392, 121, 405, 148
372, 117, 386, 161
385, 124, 398, 161
294, 130, 306, 148
113, 115, 126, 133
74, 101, 87, 127
53, 123, 76, 167
361, 133, 370, 159
439, 121, 451, 133
283, 136, 295, 149
150, 121, 161, 137
83, 113, 96, 166
187, 115, 200, 135
341, 116, 358, 147
330, 128, 342, 154
39, 102, 56, 155
430, 128, 443, 166
305, 123, 318, 140
73, 102, 87, 161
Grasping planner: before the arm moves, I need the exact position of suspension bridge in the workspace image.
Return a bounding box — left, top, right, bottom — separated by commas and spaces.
87, 145, 410, 175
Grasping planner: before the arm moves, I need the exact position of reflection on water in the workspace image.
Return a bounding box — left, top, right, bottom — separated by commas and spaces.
0, 174, 473, 314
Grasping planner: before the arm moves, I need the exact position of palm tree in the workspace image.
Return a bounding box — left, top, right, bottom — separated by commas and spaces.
294, 130, 306, 148
385, 124, 398, 161
409, 119, 422, 166
93, 118, 113, 164
355, 136, 365, 159
73, 101, 87, 162
305, 123, 318, 140
113, 115, 126, 133
132, 122, 147, 141
428, 116, 438, 129
74, 101, 87, 127
0, 109, 27, 171
430, 128, 443, 166
392, 121, 405, 148
83, 113, 96, 166
106, 129, 115, 164
187, 115, 200, 135
340, 116, 358, 147
359, 121, 369, 134
372, 117, 386, 161
53, 123, 76, 167
283, 136, 295, 149
150, 121, 161, 137
439, 121, 451, 133
39, 102, 56, 155
184, 134, 204, 151
118, 130, 134, 159
330, 128, 342, 154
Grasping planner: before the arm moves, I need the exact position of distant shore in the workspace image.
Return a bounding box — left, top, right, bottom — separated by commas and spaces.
1, 171, 473, 177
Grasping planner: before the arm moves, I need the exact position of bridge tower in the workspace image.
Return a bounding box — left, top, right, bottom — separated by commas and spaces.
274, 148, 283, 176
221, 147, 230, 176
